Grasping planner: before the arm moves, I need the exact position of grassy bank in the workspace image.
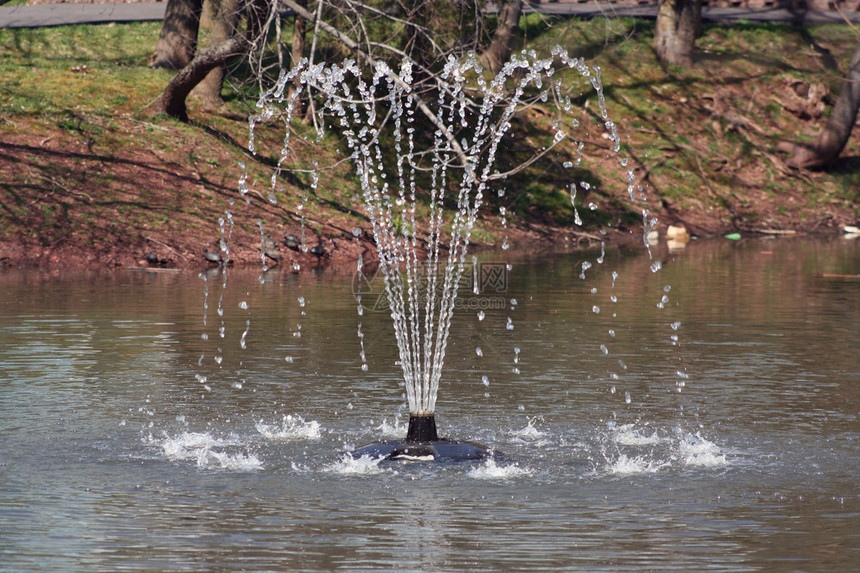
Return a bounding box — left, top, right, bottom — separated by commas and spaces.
1, 17, 858, 268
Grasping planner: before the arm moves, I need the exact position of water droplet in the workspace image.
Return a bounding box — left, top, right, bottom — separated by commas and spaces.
608, 329, 616, 337
592, 306, 600, 314
588, 202, 598, 211
297, 296, 306, 307
239, 301, 249, 310
292, 262, 301, 271
285, 356, 294, 363
361, 364, 368, 371
671, 321, 681, 330
481, 375, 490, 387
625, 391, 631, 404
600, 344, 608, 355
650, 261, 662, 273
475, 346, 483, 357
477, 311, 486, 321
201, 333, 209, 341
215, 356, 223, 365
506, 317, 514, 330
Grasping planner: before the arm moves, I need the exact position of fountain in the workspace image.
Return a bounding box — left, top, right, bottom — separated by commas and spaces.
251, 48, 637, 462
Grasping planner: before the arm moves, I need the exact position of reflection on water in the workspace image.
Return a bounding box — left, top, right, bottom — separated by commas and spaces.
0, 238, 858, 571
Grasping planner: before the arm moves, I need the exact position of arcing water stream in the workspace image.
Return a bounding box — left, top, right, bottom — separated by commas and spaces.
249, 49, 641, 438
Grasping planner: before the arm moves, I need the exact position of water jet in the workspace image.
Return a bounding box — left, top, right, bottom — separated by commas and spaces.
252, 49, 636, 462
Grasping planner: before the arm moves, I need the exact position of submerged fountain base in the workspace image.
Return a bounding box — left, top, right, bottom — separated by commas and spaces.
350, 415, 495, 463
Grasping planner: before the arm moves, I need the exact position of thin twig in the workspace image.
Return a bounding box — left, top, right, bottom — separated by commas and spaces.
486, 135, 566, 181
145, 236, 189, 259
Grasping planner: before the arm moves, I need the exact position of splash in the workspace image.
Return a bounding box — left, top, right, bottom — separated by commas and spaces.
155, 431, 262, 471
611, 423, 667, 446
467, 458, 532, 480
325, 453, 389, 475
606, 454, 668, 476
601, 424, 727, 475
678, 432, 727, 467
375, 417, 408, 439
256, 414, 322, 441
509, 418, 548, 442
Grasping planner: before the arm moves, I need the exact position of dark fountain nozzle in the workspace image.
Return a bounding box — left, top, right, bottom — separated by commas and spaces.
349, 413, 496, 463
405, 414, 438, 443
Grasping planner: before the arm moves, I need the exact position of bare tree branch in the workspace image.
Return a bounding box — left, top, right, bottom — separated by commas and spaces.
279, 0, 470, 168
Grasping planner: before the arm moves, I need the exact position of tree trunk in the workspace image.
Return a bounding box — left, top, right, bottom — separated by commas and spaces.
784, 38, 860, 169
478, 0, 523, 75
150, 0, 205, 70
153, 36, 248, 120
654, 0, 701, 68
192, 0, 241, 110
152, 0, 268, 121
287, 0, 309, 116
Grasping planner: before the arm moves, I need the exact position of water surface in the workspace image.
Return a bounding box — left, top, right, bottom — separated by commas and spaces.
1, 237, 858, 571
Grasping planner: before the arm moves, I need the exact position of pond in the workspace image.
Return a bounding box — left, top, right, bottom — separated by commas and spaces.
1, 236, 858, 571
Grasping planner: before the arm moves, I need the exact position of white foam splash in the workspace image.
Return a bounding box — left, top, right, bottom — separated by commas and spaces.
375, 418, 407, 439
324, 454, 388, 475
612, 423, 666, 446
601, 425, 727, 475
159, 431, 238, 459
679, 433, 727, 467
606, 454, 668, 475
510, 419, 547, 440
467, 459, 532, 480
195, 449, 263, 471
156, 431, 262, 471
255, 414, 322, 441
